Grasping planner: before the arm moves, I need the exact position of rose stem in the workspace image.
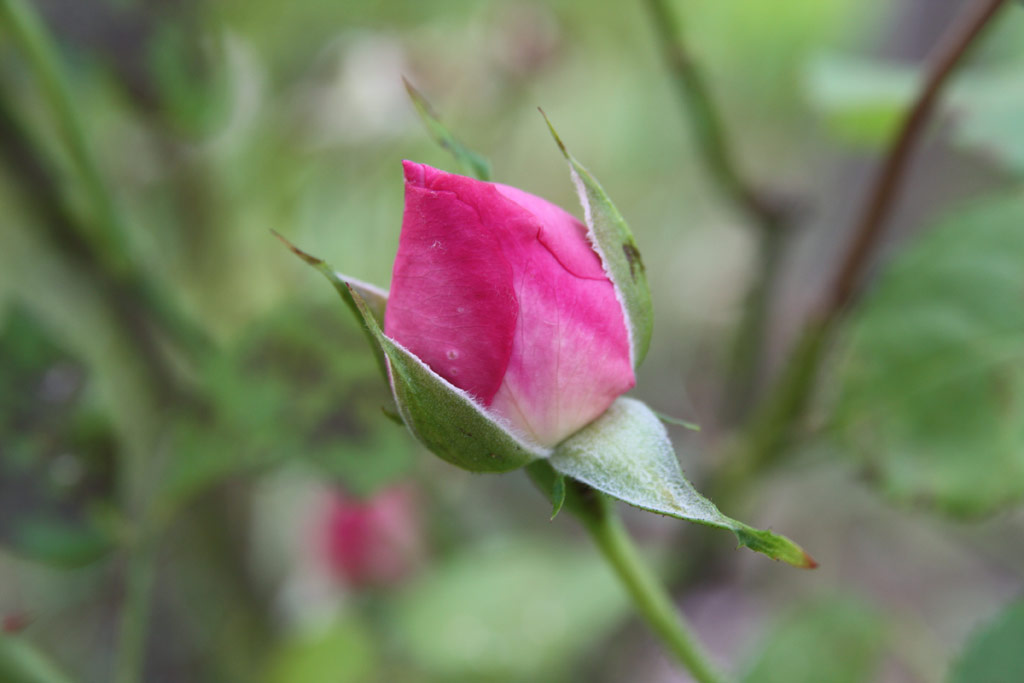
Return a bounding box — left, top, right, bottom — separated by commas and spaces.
114, 538, 157, 683
0, 3, 219, 679
720, 0, 1012, 495
578, 494, 727, 683
642, 0, 795, 424
0, 0, 210, 362
642, 0, 779, 229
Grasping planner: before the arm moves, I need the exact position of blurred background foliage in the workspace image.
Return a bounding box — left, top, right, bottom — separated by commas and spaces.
1, 0, 1024, 681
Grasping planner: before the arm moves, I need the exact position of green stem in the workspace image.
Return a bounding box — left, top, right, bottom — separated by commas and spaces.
114, 538, 158, 683
0, 0, 210, 359
0, 0, 130, 272
526, 464, 726, 681
643, 0, 792, 424
579, 496, 727, 683
721, 225, 787, 423
716, 318, 831, 503
643, 0, 783, 232
0, 636, 75, 683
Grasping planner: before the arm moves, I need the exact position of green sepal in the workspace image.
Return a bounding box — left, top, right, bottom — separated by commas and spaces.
381, 405, 404, 426
549, 474, 567, 520
277, 233, 544, 472
346, 283, 546, 473
274, 231, 390, 382
542, 112, 654, 370
404, 78, 492, 181
548, 397, 815, 568
734, 525, 817, 569
652, 410, 701, 432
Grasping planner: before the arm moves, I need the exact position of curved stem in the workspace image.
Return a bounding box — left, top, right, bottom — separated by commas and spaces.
579, 495, 727, 683
721, 225, 787, 423
823, 0, 1011, 316
725, 0, 1011, 484
0, 0, 211, 359
0, 637, 75, 683
643, 0, 783, 232
114, 537, 157, 683
0, 0, 130, 272
643, 0, 795, 423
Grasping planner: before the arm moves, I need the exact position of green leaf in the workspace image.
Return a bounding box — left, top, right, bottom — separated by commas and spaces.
806, 55, 1024, 174
403, 78, 492, 181
394, 537, 629, 681
279, 234, 540, 472
950, 599, 1024, 683
347, 284, 545, 472
542, 112, 654, 370
836, 192, 1024, 515
0, 635, 75, 683
158, 301, 415, 510
741, 597, 886, 683
549, 398, 815, 567
953, 67, 1024, 176
264, 618, 376, 683
804, 54, 917, 148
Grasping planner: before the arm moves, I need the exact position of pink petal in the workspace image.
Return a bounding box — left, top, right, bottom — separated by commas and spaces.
488, 190, 634, 446
494, 183, 607, 281
384, 161, 518, 404
321, 486, 421, 587
386, 162, 634, 447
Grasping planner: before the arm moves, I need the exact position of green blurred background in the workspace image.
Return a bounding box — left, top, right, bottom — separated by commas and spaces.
2, 0, 1024, 681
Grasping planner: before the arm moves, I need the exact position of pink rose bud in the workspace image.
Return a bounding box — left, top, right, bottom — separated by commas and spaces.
385, 161, 635, 447
320, 486, 422, 588
2, 611, 30, 634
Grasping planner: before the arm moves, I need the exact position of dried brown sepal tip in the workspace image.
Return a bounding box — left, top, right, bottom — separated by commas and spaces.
271, 229, 324, 267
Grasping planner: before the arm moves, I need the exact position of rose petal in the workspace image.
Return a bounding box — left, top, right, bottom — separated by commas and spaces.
495, 183, 607, 281
385, 161, 518, 405
490, 207, 635, 446
387, 162, 634, 447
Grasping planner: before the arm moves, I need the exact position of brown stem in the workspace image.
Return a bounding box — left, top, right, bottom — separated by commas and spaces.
823, 0, 1010, 317
725, 0, 1011, 482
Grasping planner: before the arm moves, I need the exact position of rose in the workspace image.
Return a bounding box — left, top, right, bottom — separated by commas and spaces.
384, 161, 635, 448
319, 486, 422, 588
283, 144, 812, 566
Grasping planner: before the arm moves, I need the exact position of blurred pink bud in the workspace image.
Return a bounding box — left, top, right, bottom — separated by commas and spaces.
385, 161, 635, 447
320, 485, 422, 588
2, 611, 30, 633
